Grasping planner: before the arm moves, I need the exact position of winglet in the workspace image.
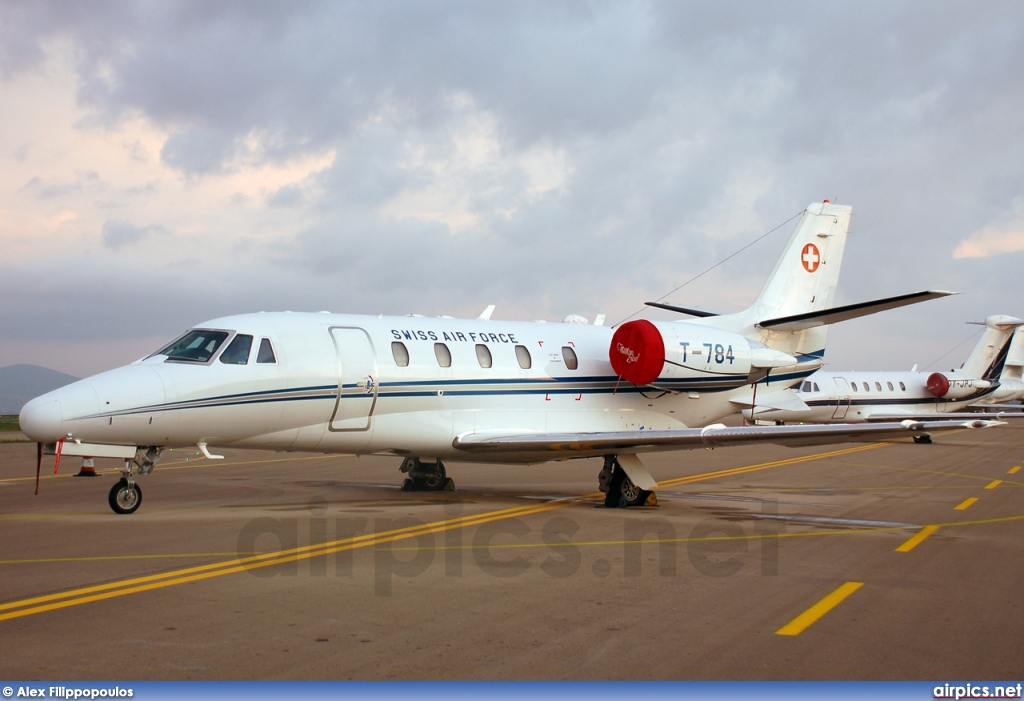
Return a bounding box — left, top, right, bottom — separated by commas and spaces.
478, 305, 496, 320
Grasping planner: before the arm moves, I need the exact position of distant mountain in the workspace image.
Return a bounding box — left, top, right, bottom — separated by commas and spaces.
0, 365, 80, 415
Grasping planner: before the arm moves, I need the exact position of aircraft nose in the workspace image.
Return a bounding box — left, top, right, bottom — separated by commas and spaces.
19, 397, 63, 442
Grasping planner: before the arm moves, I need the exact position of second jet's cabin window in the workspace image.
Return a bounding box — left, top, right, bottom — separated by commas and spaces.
562, 346, 578, 370
392, 342, 410, 367
476, 344, 492, 369
220, 334, 253, 365
434, 343, 452, 368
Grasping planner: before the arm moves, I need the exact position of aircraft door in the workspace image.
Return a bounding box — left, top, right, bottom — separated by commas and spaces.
831, 377, 851, 419
329, 327, 378, 431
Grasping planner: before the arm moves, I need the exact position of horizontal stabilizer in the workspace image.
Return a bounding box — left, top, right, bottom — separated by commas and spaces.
644, 302, 720, 318
757, 291, 954, 331
452, 418, 1000, 460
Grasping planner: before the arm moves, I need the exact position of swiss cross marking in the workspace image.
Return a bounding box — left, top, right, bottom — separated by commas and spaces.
801, 243, 820, 273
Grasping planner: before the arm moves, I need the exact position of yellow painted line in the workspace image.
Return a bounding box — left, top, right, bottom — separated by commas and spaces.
895, 525, 939, 552
985, 480, 1002, 490
0, 498, 582, 622
0, 453, 340, 484
655, 443, 888, 490
0, 553, 257, 565
955, 497, 978, 511
776, 582, 864, 636
1008, 466, 1021, 474
0, 444, 875, 622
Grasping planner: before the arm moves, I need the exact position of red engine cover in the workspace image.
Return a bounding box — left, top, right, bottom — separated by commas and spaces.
926, 372, 950, 398
609, 319, 665, 385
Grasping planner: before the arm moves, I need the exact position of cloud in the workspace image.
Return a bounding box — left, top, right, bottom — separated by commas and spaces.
2, 1, 1024, 377
101, 220, 169, 249
954, 225, 1024, 259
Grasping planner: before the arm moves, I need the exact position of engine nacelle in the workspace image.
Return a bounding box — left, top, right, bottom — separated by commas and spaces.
926, 372, 991, 399
609, 319, 797, 391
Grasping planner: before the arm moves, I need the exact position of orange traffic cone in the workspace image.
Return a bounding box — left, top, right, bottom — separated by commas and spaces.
75, 457, 98, 477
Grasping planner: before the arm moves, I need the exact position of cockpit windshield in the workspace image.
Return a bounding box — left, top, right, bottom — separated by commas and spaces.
153, 329, 230, 363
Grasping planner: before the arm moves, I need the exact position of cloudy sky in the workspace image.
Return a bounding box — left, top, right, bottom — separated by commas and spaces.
2, 1, 1023, 378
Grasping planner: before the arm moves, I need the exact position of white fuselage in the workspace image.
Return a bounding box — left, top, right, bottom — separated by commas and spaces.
20, 312, 821, 463
749, 369, 996, 423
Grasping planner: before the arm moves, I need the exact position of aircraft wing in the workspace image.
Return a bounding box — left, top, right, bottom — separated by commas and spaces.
865, 411, 1024, 421
452, 418, 1000, 460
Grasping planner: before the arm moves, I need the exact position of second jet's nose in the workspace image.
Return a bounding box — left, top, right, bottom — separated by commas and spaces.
19, 397, 63, 442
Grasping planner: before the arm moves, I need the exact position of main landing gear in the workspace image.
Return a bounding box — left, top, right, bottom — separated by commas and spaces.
598, 455, 656, 508
913, 435, 933, 444
108, 446, 162, 515
399, 457, 455, 491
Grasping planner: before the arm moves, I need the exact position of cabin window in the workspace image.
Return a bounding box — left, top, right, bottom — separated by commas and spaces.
434, 343, 452, 368
862, 382, 870, 392
219, 334, 253, 365
154, 329, 230, 363
875, 382, 882, 391
257, 338, 277, 364
851, 383, 858, 392
515, 345, 532, 370
899, 382, 906, 391
887, 382, 894, 391
562, 346, 578, 370
476, 344, 492, 368
391, 342, 410, 367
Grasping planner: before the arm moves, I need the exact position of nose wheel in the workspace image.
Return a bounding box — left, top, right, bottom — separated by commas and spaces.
108, 478, 143, 514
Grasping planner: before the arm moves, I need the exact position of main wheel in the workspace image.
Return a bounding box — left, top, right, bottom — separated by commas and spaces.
108, 478, 142, 514
418, 463, 447, 490
619, 475, 651, 507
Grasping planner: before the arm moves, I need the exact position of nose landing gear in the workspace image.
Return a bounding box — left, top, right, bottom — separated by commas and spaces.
108, 446, 162, 514
108, 479, 142, 514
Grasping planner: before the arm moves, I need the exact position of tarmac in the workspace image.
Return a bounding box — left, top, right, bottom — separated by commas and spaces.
0, 422, 1021, 680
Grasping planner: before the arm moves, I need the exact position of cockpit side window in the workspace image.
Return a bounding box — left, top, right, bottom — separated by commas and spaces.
154, 329, 230, 363
220, 334, 253, 365
257, 338, 277, 364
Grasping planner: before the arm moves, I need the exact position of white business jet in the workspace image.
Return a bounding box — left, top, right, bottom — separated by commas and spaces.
744, 314, 1024, 437
20, 202, 997, 514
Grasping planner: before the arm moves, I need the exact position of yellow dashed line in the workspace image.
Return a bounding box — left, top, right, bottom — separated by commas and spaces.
955, 497, 978, 511
985, 480, 1002, 490
776, 582, 864, 636
895, 525, 939, 552
1009, 466, 1021, 475
0, 444, 892, 623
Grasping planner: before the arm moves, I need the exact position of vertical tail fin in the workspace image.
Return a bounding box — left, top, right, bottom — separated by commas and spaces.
706, 201, 852, 363
961, 315, 1024, 380
750, 201, 852, 322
